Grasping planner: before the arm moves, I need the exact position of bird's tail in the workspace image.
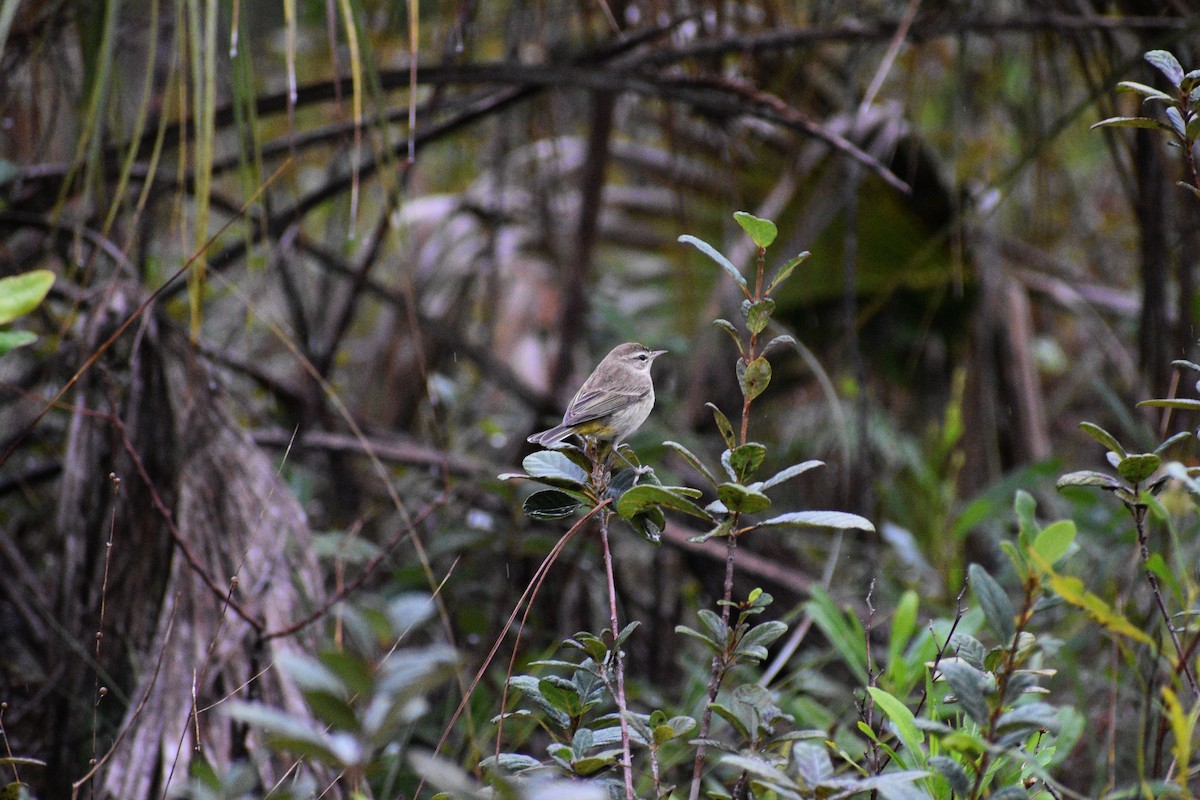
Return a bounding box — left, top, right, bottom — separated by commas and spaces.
528, 425, 571, 447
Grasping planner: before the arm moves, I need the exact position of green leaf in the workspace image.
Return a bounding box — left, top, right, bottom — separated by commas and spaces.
1140, 398, 1200, 411
688, 519, 733, 543
524, 489, 584, 520
712, 318, 745, 354
507, 676, 571, 729
1055, 470, 1121, 491
1163, 686, 1198, 783
989, 787, 1031, 800
706, 402, 737, 450
766, 251, 809, 294
867, 688, 924, 764
663, 440, 721, 488
1146, 49, 1185, 87
652, 716, 696, 745
928, 756, 972, 796
737, 356, 772, 401
675, 623, 722, 654
481, 752, 541, 772
304, 691, 360, 732
995, 702, 1061, 736
679, 234, 748, 293
539, 679, 586, 717
1166, 106, 1187, 138
1033, 519, 1076, 566
1078, 422, 1125, 457
719, 754, 796, 789
728, 442, 767, 481
573, 751, 622, 776
1002, 670, 1042, 704
938, 728, 987, 758
319, 650, 375, 695
223, 702, 361, 764
572, 727, 595, 760
949, 632, 987, 670
1117, 80, 1177, 103
628, 505, 666, 543
521, 451, 589, 486
717, 482, 771, 514
790, 741, 833, 785
745, 298, 775, 335
613, 620, 641, 651
736, 620, 787, 662
1146, 551, 1183, 600
757, 510, 875, 532
887, 590, 919, 674
842, 772, 932, 799
760, 333, 796, 357
733, 211, 778, 248
1027, 549, 1155, 646
1155, 430, 1193, 454
1091, 116, 1168, 131
0, 330, 37, 355
937, 660, 990, 726
969, 563, 1015, 642
0, 270, 54, 325
761, 459, 823, 490
617, 484, 712, 521
276, 652, 348, 697
1118, 453, 1161, 484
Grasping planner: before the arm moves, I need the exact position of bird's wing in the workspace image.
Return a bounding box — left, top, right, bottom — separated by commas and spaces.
562, 386, 649, 425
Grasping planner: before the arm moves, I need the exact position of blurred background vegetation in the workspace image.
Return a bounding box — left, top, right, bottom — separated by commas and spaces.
2, 0, 1200, 797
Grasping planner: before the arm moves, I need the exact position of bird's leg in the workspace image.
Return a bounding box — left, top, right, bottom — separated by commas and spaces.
613, 443, 653, 480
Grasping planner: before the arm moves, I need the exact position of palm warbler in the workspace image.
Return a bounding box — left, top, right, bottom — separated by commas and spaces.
528, 342, 666, 448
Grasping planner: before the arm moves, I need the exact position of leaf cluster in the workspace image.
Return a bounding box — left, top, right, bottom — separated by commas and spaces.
1094, 49, 1200, 200
188, 595, 459, 799
488, 625, 697, 796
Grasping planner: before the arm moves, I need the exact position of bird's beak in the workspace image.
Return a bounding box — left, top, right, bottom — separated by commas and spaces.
650, 349, 667, 359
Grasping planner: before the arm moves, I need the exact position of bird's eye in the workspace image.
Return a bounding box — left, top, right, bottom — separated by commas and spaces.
637, 354, 648, 361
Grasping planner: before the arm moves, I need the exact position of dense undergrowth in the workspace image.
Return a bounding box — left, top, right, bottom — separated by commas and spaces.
4, 6, 1200, 798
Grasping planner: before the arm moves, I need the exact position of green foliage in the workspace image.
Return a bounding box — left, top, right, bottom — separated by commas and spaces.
15, 0, 1200, 795
194, 595, 459, 799
87, 167, 1194, 798
0, 270, 53, 355
1094, 49, 1200, 201
483, 622, 700, 798
494, 215, 881, 799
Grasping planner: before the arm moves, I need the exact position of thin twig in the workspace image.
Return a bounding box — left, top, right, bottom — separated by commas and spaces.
112, 414, 264, 631
1133, 503, 1200, 698
0, 161, 292, 471
416, 500, 608, 799
600, 512, 636, 800
87, 473, 121, 795
262, 495, 447, 641
70, 594, 181, 799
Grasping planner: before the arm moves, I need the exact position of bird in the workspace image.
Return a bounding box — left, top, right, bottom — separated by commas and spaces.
528, 342, 667, 452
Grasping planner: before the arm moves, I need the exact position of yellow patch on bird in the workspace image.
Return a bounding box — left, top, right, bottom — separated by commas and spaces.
574, 420, 617, 437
